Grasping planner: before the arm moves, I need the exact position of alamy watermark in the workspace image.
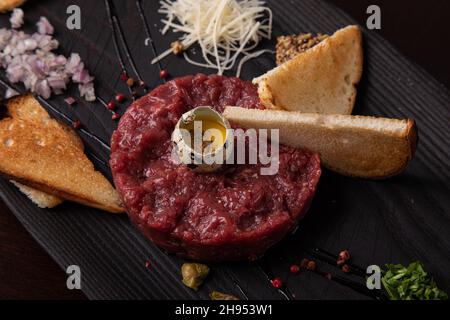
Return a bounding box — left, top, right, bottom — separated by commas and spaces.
366, 5, 381, 30
66, 5, 81, 30
366, 265, 382, 290
66, 265, 81, 290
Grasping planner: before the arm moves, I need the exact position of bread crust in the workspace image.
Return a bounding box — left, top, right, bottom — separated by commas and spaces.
5, 174, 123, 213
10, 180, 63, 208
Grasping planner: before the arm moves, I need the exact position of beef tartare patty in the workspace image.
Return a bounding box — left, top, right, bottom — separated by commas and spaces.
110, 74, 321, 261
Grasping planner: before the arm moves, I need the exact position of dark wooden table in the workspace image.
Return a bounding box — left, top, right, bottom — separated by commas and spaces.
1, 0, 449, 299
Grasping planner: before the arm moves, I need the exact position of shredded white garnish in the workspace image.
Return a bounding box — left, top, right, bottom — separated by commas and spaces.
236, 49, 274, 77
152, 0, 273, 76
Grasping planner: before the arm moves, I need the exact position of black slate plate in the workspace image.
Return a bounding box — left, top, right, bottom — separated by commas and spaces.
0, 0, 449, 300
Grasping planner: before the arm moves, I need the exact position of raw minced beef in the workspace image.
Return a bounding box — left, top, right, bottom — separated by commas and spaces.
110, 74, 321, 261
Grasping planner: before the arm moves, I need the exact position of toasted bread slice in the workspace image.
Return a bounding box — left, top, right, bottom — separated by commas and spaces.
253, 25, 363, 115
5, 95, 78, 208
0, 0, 25, 12
0, 95, 124, 213
223, 107, 418, 179
10, 180, 63, 208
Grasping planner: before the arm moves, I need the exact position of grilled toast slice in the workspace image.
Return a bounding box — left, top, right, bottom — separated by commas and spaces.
5, 94, 85, 209
253, 25, 363, 115
223, 107, 418, 179
0, 95, 124, 213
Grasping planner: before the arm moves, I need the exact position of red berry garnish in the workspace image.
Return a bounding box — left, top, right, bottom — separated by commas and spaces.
72, 120, 81, 129
271, 278, 283, 289
120, 73, 127, 81
342, 264, 350, 273
306, 260, 316, 271
115, 93, 125, 102
107, 101, 116, 110
112, 112, 120, 120
337, 258, 346, 266
290, 264, 300, 274
300, 258, 309, 269
126, 77, 134, 87
338, 250, 350, 261
159, 69, 169, 79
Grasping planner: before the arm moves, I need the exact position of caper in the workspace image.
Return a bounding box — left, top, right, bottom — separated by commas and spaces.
181, 263, 210, 291
209, 291, 239, 300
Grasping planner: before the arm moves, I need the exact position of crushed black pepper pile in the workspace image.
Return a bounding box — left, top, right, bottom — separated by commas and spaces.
276, 32, 328, 65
